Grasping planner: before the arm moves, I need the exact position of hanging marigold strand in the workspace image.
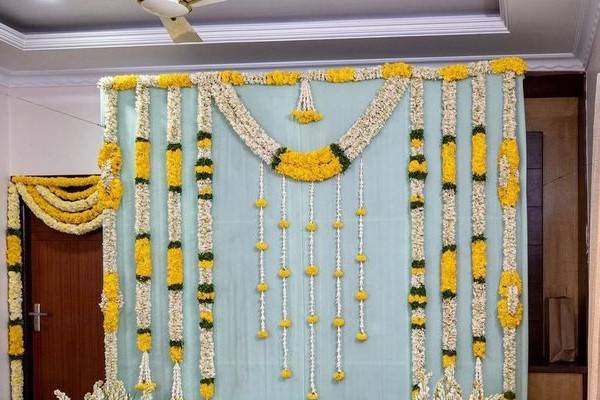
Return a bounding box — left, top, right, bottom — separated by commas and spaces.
497, 70, 523, 400
434, 68, 462, 400
291, 77, 323, 124
256, 162, 269, 339
332, 174, 345, 381
279, 175, 293, 379
166, 86, 184, 400
133, 78, 156, 398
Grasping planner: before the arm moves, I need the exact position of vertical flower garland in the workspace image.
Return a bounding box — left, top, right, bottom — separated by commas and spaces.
98, 77, 124, 385
355, 159, 368, 342
469, 64, 489, 400
255, 162, 269, 339
407, 77, 429, 400
6, 183, 24, 400
196, 81, 217, 400
133, 78, 156, 398
332, 174, 345, 381
305, 182, 320, 400
166, 86, 185, 400
496, 71, 523, 400
279, 175, 293, 379
435, 65, 466, 400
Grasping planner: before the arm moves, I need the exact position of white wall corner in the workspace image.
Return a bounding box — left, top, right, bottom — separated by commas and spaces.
574, 0, 600, 68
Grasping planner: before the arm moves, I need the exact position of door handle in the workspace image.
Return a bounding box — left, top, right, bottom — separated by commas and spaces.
28, 303, 48, 332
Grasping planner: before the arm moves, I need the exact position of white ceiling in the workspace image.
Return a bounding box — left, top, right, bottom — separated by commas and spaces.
0, 0, 500, 31
0, 0, 597, 87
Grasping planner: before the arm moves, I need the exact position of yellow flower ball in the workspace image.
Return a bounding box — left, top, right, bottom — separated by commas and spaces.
355, 290, 369, 301
280, 368, 293, 379
355, 253, 367, 263
333, 370, 346, 381
305, 221, 318, 231
278, 268, 291, 278
255, 198, 268, 208
332, 317, 345, 327
256, 282, 269, 292
305, 265, 319, 276
200, 382, 215, 399
473, 341, 486, 358
306, 315, 320, 324
255, 241, 268, 251
333, 269, 344, 278
355, 207, 367, 216
356, 331, 368, 342
332, 220, 344, 229
278, 219, 290, 229
135, 382, 157, 392
442, 354, 456, 368
256, 329, 269, 339
279, 319, 292, 328
307, 392, 319, 400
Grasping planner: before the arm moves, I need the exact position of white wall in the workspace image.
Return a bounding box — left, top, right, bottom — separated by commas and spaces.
0, 84, 101, 398
0, 83, 10, 400
9, 86, 102, 175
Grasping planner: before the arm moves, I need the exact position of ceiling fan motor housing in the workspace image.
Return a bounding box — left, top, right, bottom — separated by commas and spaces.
140, 0, 192, 18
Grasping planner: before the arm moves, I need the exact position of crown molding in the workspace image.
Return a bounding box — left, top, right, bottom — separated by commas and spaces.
573, 0, 600, 68
0, 52, 583, 88
0, 13, 508, 51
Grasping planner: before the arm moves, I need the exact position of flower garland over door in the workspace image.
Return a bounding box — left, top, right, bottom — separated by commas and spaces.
6, 56, 527, 400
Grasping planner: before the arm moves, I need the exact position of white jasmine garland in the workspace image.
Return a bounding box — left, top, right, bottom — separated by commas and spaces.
333, 174, 345, 380
497, 72, 522, 400
208, 76, 409, 168
195, 79, 217, 399
133, 80, 155, 398
256, 162, 268, 338
35, 185, 99, 212
166, 86, 184, 400
279, 175, 292, 379
356, 158, 367, 339
306, 182, 319, 399
434, 78, 462, 400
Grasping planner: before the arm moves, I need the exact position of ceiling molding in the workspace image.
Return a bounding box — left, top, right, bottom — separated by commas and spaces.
0, 52, 583, 88
0, 13, 508, 51
573, 0, 600, 68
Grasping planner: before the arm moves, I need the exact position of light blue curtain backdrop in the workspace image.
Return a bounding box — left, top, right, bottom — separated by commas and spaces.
110, 74, 528, 399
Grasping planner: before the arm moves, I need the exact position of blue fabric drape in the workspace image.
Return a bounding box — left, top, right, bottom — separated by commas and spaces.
112, 75, 527, 399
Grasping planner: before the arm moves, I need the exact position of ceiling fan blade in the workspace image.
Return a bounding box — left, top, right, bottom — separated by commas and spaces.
160, 16, 202, 43
186, 0, 228, 7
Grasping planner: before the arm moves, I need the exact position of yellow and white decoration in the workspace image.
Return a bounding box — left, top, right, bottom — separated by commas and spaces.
6, 57, 528, 400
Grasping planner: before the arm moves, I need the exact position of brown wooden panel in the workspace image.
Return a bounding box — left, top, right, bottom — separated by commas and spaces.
528, 372, 583, 400
26, 208, 104, 400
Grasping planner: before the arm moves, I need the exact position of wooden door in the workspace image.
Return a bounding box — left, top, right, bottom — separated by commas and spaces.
25, 207, 104, 400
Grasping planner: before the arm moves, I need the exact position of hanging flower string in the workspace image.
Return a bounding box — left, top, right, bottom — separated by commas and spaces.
194, 75, 217, 400
97, 78, 125, 391
6, 183, 24, 400
496, 69, 524, 400
332, 174, 345, 381
165, 86, 185, 400
306, 182, 320, 400
408, 76, 431, 400
256, 162, 270, 339
291, 78, 323, 124
279, 175, 293, 379
133, 78, 156, 398
434, 65, 465, 400
468, 63, 490, 400
355, 159, 368, 342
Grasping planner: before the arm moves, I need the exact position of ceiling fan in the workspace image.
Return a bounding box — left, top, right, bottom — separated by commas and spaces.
138, 0, 227, 43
